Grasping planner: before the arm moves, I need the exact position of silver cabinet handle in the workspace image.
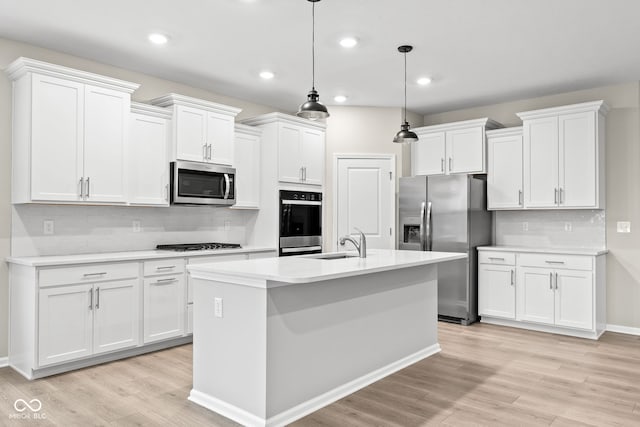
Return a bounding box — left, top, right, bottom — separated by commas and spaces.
299, 167, 303, 181
441, 158, 444, 172
203, 143, 207, 160
549, 272, 553, 290
208, 144, 212, 160
89, 288, 93, 310
303, 166, 307, 181
545, 260, 565, 265
518, 190, 523, 206
86, 177, 90, 199
83, 272, 107, 277
488, 257, 505, 261
95, 287, 100, 309
510, 269, 515, 286
156, 266, 176, 270
153, 278, 177, 285
559, 188, 563, 204
554, 188, 558, 204
79, 178, 85, 199
449, 157, 453, 171
165, 184, 169, 202
555, 272, 559, 290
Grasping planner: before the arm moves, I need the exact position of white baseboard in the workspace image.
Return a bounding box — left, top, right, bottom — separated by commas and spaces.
190, 343, 441, 427
606, 324, 640, 336
0, 357, 8, 368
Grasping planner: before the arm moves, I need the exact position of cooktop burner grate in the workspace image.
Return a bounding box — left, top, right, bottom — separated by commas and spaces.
156, 242, 242, 252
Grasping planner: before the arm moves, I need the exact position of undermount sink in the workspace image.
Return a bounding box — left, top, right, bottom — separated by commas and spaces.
308, 253, 358, 260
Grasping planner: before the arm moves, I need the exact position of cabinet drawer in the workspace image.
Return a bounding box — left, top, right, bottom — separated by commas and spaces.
39, 262, 139, 287
478, 251, 515, 266
518, 253, 592, 271
144, 258, 185, 277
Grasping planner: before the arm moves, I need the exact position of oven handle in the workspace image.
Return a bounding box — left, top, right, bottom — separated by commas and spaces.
281, 246, 323, 253
223, 174, 230, 199
281, 200, 322, 206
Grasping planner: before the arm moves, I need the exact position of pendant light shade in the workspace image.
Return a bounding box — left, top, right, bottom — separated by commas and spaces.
297, 0, 329, 120
393, 45, 418, 143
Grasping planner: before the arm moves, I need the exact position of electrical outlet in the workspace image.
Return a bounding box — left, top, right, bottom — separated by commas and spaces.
617, 221, 631, 233
224, 220, 231, 231
132, 220, 141, 233
522, 222, 528, 232
564, 222, 572, 232
214, 297, 223, 318
43, 220, 54, 235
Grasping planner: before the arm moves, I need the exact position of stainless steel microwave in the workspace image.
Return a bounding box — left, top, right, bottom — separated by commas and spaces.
170, 160, 235, 206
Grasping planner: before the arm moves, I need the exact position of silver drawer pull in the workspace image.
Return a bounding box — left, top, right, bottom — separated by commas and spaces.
83, 272, 107, 277
488, 257, 505, 261
545, 261, 565, 264
156, 266, 176, 270
153, 278, 177, 285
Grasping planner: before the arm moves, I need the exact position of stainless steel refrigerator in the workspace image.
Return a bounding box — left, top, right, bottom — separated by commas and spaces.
398, 175, 492, 325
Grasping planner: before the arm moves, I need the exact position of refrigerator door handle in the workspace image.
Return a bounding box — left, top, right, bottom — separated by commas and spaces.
419, 202, 427, 251
426, 201, 433, 251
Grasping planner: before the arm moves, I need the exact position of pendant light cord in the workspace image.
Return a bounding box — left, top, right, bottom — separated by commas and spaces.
403, 51, 407, 123
311, 1, 316, 91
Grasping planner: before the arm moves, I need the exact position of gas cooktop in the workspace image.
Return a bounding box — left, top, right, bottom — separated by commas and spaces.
156, 242, 242, 252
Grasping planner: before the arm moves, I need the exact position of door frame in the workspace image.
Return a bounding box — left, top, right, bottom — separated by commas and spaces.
332, 153, 397, 251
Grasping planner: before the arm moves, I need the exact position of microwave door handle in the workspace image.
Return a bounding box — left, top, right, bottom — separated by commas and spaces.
223, 174, 230, 199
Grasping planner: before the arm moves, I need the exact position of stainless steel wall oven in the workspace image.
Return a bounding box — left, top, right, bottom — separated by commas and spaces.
279, 190, 322, 256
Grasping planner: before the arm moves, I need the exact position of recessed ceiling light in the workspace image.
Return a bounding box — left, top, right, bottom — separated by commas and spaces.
417, 77, 432, 86
148, 33, 169, 45
334, 95, 348, 103
259, 70, 275, 80
339, 37, 358, 48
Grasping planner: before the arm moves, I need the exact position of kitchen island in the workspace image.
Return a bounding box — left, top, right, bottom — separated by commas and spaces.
187, 249, 466, 427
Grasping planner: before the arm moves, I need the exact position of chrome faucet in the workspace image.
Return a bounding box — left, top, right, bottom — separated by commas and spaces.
339, 227, 367, 258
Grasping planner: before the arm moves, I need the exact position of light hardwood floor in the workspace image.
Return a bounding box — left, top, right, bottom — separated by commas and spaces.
1, 322, 640, 426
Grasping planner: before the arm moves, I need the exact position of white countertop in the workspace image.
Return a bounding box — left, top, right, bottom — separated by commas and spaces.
187, 249, 467, 285
5, 247, 277, 267
477, 246, 608, 256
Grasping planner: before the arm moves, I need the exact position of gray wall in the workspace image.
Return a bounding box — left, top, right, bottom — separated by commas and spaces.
424, 82, 640, 330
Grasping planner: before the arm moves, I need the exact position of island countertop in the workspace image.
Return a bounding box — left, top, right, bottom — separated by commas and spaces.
187, 249, 466, 286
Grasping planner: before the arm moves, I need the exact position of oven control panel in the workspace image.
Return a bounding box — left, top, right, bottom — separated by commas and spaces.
280, 190, 322, 202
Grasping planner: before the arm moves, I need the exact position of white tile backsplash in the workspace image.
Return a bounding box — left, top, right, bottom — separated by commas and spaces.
494, 210, 606, 250
11, 205, 257, 256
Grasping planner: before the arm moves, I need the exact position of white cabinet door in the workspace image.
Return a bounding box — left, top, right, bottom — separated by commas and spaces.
524, 117, 559, 208
143, 275, 185, 343
207, 111, 234, 165
555, 270, 593, 330
83, 85, 129, 203
412, 132, 446, 176
30, 74, 84, 202
300, 128, 324, 185
478, 265, 516, 319
93, 280, 140, 354
38, 284, 93, 366
129, 113, 169, 205
559, 111, 597, 208
234, 131, 260, 208
446, 126, 484, 174
278, 124, 303, 183
517, 267, 555, 325
175, 105, 207, 162
487, 132, 523, 209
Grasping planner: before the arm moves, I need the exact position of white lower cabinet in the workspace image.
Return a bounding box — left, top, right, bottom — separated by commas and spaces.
143, 258, 186, 343
478, 248, 605, 339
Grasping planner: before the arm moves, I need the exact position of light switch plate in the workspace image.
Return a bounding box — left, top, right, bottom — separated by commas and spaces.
564, 222, 572, 232
522, 222, 528, 232
617, 221, 631, 233
43, 220, 54, 235
132, 220, 141, 233
214, 297, 223, 318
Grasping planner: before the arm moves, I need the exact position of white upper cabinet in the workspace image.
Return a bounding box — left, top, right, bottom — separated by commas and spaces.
150, 94, 240, 165
129, 103, 171, 206
411, 118, 502, 176
6, 58, 139, 204
232, 124, 262, 209
242, 113, 326, 187
518, 101, 608, 209
487, 127, 524, 210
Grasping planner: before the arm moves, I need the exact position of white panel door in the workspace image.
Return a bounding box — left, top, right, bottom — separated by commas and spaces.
233, 131, 260, 208
300, 128, 325, 185
487, 133, 523, 209
30, 74, 84, 202
524, 117, 559, 208
446, 126, 484, 174
38, 284, 93, 366
478, 265, 516, 319
278, 124, 303, 183
336, 156, 395, 250
559, 111, 597, 208
143, 275, 185, 343
411, 132, 445, 176
555, 270, 593, 330
207, 111, 234, 165
84, 85, 128, 203
93, 280, 140, 354
517, 267, 555, 325
175, 105, 207, 162
129, 113, 169, 205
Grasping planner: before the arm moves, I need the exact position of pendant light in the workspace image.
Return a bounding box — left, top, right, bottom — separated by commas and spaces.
297, 0, 329, 120
393, 45, 418, 143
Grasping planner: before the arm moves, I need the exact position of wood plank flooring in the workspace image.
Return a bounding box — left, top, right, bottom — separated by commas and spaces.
1, 322, 640, 426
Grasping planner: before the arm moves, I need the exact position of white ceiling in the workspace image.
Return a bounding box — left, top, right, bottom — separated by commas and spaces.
1, 0, 640, 115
